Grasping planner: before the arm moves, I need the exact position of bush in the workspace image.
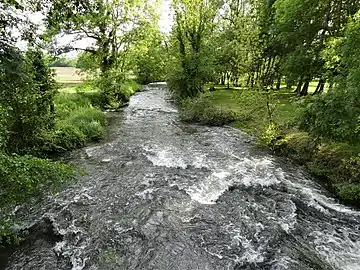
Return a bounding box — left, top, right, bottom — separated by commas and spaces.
298, 90, 360, 144
0, 48, 58, 154
94, 69, 141, 109
0, 154, 75, 243
336, 183, 360, 203
40, 92, 106, 153
259, 123, 278, 146
180, 95, 237, 126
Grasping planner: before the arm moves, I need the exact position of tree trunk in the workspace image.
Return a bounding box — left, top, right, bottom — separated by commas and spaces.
295, 80, 303, 94
221, 73, 225, 85
246, 74, 251, 87
276, 75, 281, 90
227, 72, 230, 89
300, 80, 310, 96
314, 80, 321, 93
234, 76, 239, 87
286, 77, 293, 90
313, 79, 326, 95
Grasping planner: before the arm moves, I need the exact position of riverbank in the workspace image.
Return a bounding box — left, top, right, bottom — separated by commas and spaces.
0, 80, 142, 245
180, 87, 360, 206
0, 87, 105, 244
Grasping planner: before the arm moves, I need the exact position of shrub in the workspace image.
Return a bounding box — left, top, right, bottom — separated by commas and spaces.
336, 183, 360, 203
180, 96, 237, 126
0, 48, 58, 154
259, 123, 278, 146
40, 92, 106, 153
0, 154, 75, 207
298, 90, 360, 144
94, 69, 141, 109
0, 154, 75, 243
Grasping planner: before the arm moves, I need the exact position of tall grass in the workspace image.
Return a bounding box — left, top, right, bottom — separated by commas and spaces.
40, 92, 106, 153
180, 94, 237, 126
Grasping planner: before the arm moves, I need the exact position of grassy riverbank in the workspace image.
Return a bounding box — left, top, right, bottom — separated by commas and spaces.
0, 85, 105, 244
0, 74, 143, 244
180, 87, 360, 206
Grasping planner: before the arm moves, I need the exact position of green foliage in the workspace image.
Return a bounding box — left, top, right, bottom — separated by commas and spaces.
180, 95, 237, 126
130, 28, 167, 84
336, 184, 360, 203
93, 70, 141, 109
0, 154, 75, 207
45, 0, 158, 73
40, 92, 106, 153
167, 0, 221, 99
298, 13, 360, 144
298, 90, 360, 143
49, 57, 77, 67
0, 47, 58, 154
0, 154, 75, 243
259, 123, 278, 146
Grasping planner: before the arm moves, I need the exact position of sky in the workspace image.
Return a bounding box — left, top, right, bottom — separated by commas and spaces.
159, 0, 173, 33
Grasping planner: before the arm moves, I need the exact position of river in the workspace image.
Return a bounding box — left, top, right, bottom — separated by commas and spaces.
3, 84, 360, 270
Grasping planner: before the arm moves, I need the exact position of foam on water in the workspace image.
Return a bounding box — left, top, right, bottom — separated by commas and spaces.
185, 171, 231, 204
5, 85, 360, 270
310, 229, 360, 270
144, 146, 188, 169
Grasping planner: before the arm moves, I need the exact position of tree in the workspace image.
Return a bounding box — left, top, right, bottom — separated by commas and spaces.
45, 0, 158, 73
167, 0, 222, 99
0, 1, 58, 153
299, 11, 360, 143
129, 26, 167, 84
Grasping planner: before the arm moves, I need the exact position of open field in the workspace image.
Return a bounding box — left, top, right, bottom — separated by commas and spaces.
51, 67, 83, 88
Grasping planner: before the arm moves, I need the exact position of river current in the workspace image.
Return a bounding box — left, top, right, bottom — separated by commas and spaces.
3, 84, 360, 270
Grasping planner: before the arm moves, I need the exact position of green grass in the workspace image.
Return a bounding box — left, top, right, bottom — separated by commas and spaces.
40, 91, 106, 153
59, 82, 98, 93
180, 95, 237, 126
201, 87, 297, 134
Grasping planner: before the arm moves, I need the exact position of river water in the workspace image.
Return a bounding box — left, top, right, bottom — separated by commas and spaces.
3, 84, 360, 270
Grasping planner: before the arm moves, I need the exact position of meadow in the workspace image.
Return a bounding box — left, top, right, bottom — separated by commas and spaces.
51, 67, 83, 90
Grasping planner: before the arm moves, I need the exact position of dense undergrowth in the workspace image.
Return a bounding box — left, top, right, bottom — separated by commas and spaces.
0, 90, 103, 244
180, 87, 360, 206
40, 90, 106, 153
0, 77, 143, 244
0, 154, 76, 244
